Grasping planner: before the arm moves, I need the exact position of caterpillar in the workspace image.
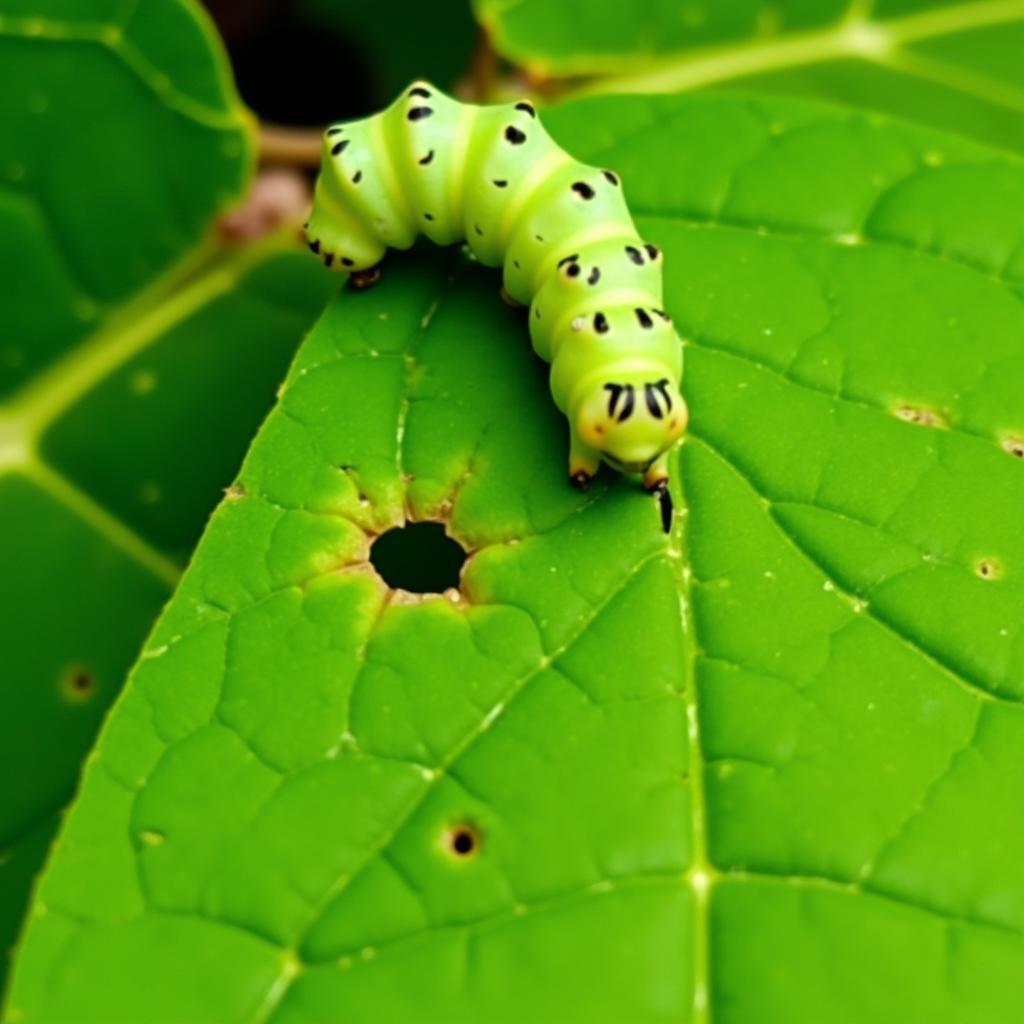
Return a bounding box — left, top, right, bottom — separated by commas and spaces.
304, 81, 688, 532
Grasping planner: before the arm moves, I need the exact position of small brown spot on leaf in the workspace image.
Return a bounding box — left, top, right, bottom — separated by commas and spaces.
61, 667, 96, 702
893, 404, 947, 429
1001, 436, 1024, 458
976, 558, 1002, 580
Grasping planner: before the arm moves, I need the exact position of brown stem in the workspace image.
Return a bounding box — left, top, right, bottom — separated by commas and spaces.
259, 123, 322, 168
467, 26, 498, 101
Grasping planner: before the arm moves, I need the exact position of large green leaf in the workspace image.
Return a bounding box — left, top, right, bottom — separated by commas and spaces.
475, 0, 1024, 157
9, 91, 1024, 1021
0, 0, 335, 982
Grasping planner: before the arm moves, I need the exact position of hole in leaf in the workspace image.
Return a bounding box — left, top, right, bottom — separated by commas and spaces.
444, 823, 480, 859
61, 666, 95, 702
370, 522, 466, 594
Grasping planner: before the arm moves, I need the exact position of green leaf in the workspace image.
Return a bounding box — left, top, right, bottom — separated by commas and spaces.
475, 0, 1024, 157
9, 91, 1024, 1021
0, 0, 335, 983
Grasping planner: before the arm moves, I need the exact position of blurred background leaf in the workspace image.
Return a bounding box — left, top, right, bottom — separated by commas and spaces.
0, 0, 334, 982
475, 0, 1024, 157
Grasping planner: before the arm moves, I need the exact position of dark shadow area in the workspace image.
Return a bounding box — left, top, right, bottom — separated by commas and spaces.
202, 0, 374, 125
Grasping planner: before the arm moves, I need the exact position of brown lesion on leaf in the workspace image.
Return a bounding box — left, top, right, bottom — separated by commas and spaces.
892, 404, 948, 429
223, 483, 246, 501
387, 586, 465, 607
1001, 436, 1024, 459
976, 558, 1003, 580
60, 666, 96, 703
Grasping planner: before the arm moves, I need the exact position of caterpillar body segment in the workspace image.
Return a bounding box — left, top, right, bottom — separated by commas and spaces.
305, 81, 688, 525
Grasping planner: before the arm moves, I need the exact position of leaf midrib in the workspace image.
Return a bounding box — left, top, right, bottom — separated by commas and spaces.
674, 464, 710, 1023
570, 0, 1024, 102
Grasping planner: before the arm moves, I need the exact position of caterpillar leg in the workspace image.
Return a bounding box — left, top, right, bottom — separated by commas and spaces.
500, 286, 524, 309
642, 453, 670, 493
647, 479, 673, 534
643, 455, 673, 534
569, 433, 601, 490
349, 263, 383, 290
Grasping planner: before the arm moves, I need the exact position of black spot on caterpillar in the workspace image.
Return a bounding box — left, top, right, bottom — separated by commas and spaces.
644, 383, 664, 419
654, 378, 673, 411
604, 383, 634, 421
305, 81, 688, 526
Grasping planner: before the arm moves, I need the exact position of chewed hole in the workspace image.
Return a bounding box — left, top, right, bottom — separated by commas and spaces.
444, 823, 480, 859
61, 666, 96, 702
976, 558, 1002, 580
370, 522, 466, 594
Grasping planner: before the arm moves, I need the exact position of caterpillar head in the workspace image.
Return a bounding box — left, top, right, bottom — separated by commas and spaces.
576, 373, 688, 474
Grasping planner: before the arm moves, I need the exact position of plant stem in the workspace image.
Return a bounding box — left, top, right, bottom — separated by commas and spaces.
259, 122, 322, 168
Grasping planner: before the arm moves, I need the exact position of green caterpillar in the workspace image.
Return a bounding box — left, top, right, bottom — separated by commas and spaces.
304, 80, 687, 531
